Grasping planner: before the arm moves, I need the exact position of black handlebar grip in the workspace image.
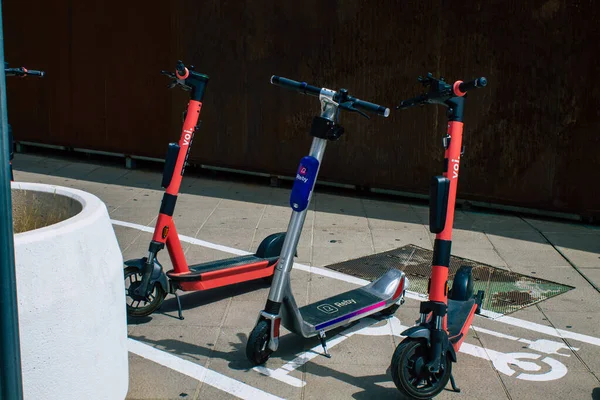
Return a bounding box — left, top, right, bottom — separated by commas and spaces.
270, 76, 321, 97
458, 77, 487, 93
26, 70, 44, 77
353, 98, 390, 117
176, 61, 186, 77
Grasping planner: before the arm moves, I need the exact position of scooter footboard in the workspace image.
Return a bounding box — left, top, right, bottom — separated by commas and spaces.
299, 288, 387, 334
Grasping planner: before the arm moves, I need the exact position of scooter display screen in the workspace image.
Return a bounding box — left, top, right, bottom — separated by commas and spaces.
289, 156, 319, 212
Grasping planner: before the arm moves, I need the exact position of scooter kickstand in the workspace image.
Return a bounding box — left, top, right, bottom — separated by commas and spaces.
318, 331, 331, 358
449, 373, 461, 393
174, 292, 184, 320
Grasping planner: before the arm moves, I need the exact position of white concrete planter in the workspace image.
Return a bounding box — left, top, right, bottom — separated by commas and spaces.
12, 182, 128, 400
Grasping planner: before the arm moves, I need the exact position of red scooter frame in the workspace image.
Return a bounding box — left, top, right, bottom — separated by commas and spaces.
390, 73, 487, 399
124, 61, 286, 319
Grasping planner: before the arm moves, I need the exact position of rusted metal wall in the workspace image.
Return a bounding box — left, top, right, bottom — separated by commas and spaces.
4, 1, 599, 218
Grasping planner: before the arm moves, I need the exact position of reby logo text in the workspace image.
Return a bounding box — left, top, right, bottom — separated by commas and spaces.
296, 174, 308, 183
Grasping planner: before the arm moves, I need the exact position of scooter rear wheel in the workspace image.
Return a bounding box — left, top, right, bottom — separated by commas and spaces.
124, 267, 166, 317
391, 338, 452, 400
246, 320, 273, 366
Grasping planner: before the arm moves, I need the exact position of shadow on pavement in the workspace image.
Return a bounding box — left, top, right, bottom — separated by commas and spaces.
126, 280, 271, 326
128, 329, 310, 372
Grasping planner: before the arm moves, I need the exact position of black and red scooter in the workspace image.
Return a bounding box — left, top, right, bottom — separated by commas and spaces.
124, 61, 286, 319
4, 62, 45, 181
390, 73, 487, 399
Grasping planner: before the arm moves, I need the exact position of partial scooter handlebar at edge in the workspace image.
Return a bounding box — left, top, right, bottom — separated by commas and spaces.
271, 75, 390, 118
5, 67, 45, 77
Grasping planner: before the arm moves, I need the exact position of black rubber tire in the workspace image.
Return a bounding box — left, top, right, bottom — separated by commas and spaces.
379, 302, 401, 316
448, 265, 474, 301
124, 267, 166, 317
246, 320, 273, 366
391, 338, 452, 400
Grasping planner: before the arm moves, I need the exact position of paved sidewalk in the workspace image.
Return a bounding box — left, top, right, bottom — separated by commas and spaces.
13, 152, 600, 400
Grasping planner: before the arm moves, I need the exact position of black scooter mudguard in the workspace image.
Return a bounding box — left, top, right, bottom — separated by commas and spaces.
449, 265, 474, 301
255, 232, 287, 259
401, 325, 457, 363
124, 257, 170, 294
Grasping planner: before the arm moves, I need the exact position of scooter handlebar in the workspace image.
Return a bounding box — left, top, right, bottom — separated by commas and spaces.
351, 97, 390, 117
270, 76, 322, 96
458, 77, 487, 94
5, 67, 45, 77
24, 69, 44, 77
397, 75, 488, 109
271, 75, 390, 117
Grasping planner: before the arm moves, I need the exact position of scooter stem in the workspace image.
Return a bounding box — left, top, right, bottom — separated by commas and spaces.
426, 329, 445, 373
133, 255, 155, 297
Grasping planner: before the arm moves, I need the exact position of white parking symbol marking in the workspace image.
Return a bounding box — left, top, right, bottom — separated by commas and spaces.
255, 317, 570, 387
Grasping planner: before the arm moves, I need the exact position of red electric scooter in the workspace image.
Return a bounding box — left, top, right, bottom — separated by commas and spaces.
4, 62, 45, 181
124, 61, 286, 319
390, 73, 487, 399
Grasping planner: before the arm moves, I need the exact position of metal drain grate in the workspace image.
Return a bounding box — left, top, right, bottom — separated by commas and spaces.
324, 244, 574, 316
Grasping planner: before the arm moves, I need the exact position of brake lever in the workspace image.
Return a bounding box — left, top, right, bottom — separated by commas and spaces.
339, 102, 370, 119
417, 73, 434, 87
162, 70, 191, 90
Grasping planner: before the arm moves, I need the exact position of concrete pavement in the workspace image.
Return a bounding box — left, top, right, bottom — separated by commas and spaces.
12, 152, 600, 400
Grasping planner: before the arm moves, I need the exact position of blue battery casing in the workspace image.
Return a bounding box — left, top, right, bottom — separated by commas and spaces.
289, 156, 319, 212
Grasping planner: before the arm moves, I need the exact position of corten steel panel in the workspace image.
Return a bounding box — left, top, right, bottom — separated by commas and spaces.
68, 2, 108, 150
171, 0, 599, 218
102, 3, 173, 156
435, 0, 600, 215
4, 0, 600, 217
4, 1, 173, 156
3, 0, 71, 145
69, 2, 173, 154
172, 0, 443, 185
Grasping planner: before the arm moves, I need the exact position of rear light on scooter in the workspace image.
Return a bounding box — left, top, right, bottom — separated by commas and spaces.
273, 318, 281, 338
393, 275, 407, 300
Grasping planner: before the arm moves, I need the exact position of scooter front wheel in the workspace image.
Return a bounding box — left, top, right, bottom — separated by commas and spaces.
391, 338, 452, 400
246, 320, 273, 366
124, 267, 166, 317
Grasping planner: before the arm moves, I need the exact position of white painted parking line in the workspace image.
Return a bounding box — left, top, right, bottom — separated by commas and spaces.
254, 316, 569, 387
113, 219, 600, 348
472, 326, 579, 356
128, 339, 284, 400
113, 219, 249, 256
254, 321, 371, 388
